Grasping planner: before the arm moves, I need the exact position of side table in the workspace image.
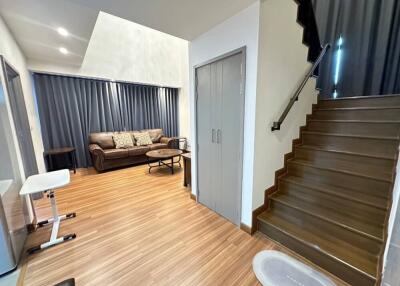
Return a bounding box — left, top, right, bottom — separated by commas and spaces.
44, 147, 77, 174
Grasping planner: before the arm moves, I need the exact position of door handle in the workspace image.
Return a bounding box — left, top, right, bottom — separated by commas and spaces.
211, 129, 216, 143
217, 129, 221, 144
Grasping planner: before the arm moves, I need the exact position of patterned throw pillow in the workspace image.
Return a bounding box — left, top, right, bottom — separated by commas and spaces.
113, 133, 134, 149
134, 132, 153, 146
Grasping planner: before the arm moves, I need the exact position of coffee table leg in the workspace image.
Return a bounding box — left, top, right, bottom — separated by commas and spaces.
171, 157, 174, 174
148, 157, 151, 173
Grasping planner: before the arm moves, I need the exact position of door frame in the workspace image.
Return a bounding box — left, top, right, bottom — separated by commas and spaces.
0, 55, 39, 178
194, 46, 246, 226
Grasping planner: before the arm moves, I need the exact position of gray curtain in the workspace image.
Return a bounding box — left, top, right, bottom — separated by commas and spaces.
312, 0, 400, 98
115, 83, 161, 131
33, 73, 179, 168
115, 83, 179, 136
159, 87, 179, 137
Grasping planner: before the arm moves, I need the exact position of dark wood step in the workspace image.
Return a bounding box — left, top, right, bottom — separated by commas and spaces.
278, 178, 386, 226
307, 119, 400, 138
302, 131, 399, 159
312, 107, 400, 121
281, 175, 388, 210
318, 94, 400, 109
258, 211, 377, 286
270, 193, 384, 247
294, 145, 395, 181
287, 160, 391, 199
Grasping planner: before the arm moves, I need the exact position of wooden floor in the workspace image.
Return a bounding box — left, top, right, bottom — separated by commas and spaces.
22, 164, 346, 286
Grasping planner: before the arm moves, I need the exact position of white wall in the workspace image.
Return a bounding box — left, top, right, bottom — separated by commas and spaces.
0, 18, 46, 175
0, 16, 46, 221
382, 148, 400, 283
189, 0, 318, 227
28, 12, 190, 138
252, 0, 318, 211
189, 2, 260, 226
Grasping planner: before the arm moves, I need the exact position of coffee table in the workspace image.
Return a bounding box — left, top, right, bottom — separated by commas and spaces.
146, 149, 183, 174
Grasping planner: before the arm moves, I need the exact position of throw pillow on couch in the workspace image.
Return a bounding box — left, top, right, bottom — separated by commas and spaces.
134, 132, 153, 146
113, 133, 134, 149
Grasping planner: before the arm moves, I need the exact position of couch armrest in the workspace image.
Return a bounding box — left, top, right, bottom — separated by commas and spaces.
89, 144, 104, 156
160, 137, 176, 148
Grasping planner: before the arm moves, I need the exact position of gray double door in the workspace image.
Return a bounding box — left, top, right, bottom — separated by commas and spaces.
196, 50, 245, 226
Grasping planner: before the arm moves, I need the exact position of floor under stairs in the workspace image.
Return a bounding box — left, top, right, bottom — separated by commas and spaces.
257, 95, 400, 286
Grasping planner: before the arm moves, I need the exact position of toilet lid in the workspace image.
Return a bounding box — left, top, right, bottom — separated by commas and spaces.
253, 250, 336, 286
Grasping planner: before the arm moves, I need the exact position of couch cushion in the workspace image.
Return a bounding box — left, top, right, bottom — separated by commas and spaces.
142, 129, 164, 143
127, 146, 150, 156
89, 132, 116, 149
103, 149, 129, 159
97, 136, 115, 149
149, 143, 168, 150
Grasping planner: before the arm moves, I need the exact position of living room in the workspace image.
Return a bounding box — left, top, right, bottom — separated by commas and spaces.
1, 0, 400, 285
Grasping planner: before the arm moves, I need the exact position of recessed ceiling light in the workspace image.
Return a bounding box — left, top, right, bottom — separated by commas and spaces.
57, 27, 69, 37
59, 47, 69, 55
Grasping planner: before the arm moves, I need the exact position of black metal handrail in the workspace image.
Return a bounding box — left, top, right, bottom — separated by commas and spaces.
271, 43, 331, 131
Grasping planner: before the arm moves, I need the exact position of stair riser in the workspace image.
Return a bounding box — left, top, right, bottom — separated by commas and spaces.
279, 181, 386, 225
313, 108, 400, 121
294, 147, 395, 181
307, 121, 400, 138
258, 221, 376, 286
302, 133, 398, 158
270, 201, 382, 255
319, 96, 400, 108
288, 162, 391, 199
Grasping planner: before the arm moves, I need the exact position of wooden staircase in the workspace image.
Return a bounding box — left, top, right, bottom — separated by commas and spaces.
257, 95, 400, 286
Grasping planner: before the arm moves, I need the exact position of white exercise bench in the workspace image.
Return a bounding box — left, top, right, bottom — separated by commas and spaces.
20, 169, 76, 254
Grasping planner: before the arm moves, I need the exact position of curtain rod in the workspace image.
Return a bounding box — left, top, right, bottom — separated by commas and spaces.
29, 69, 181, 89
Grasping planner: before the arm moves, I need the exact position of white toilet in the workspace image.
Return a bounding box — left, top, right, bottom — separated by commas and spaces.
253, 250, 336, 286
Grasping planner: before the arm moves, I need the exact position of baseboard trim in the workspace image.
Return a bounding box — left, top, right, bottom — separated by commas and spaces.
252, 113, 314, 235
251, 204, 268, 235
190, 193, 196, 201
240, 223, 252, 235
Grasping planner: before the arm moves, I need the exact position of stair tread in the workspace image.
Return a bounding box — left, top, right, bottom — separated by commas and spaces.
293, 148, 393, 181
289, 158, 392, 183
309, 119, 400, 124
302, 130, 399, 140
317, 106, 400, 111
297, 144, 395, 160
258, 211, 378, 278
319, 94, 400, 101
270, 193, 384, 240
281, 175, 388, 210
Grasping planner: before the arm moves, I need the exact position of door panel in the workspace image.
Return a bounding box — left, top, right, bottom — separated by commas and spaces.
211, 61, 223, 213
196, 64, 214, 210
217, 53, 243, 225
196, 50, 244, 226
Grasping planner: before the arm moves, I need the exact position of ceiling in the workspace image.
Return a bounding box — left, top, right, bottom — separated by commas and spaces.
0, 0, 98, 67
0, 0, 257, 67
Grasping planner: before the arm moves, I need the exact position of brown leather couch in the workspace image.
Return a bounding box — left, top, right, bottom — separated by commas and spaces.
88, 129, 175, 172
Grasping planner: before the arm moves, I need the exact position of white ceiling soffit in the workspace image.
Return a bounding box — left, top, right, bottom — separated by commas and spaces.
67, 0, 258, 40
0, 0, 98, 67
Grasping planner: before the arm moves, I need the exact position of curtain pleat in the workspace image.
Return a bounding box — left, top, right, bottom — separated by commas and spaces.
312, 0, 400, 98
33, 73, 179, 168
